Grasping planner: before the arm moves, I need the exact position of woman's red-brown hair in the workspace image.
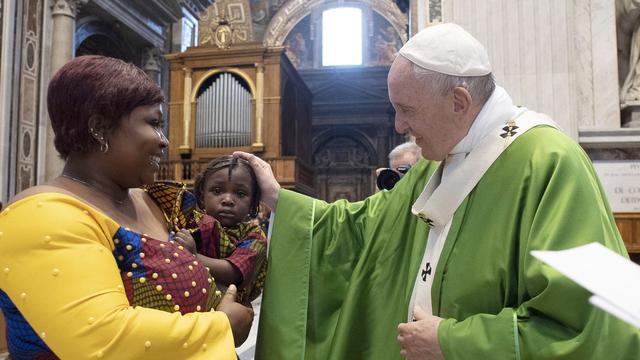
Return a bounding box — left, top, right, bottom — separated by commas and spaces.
47, 55, 164, 159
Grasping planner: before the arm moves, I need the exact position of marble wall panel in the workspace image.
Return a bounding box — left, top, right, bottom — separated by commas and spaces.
16, 0, 42, 192
443, 0, 620, 138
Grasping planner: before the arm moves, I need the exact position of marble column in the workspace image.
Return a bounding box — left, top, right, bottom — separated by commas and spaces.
45, 0, 86, 181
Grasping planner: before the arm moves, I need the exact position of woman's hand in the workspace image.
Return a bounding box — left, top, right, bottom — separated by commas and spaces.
216, 284, 254, 347
233, 151, 281, 210
173, 229, 197, 255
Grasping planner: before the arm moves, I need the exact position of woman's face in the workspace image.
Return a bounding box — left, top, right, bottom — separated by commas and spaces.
105, 104, 168, 187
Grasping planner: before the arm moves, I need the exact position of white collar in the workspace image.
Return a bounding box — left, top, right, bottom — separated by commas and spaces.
449, 86, 523, 155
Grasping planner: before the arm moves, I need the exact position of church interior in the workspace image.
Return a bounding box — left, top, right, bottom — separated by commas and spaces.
1, 0, 640, 356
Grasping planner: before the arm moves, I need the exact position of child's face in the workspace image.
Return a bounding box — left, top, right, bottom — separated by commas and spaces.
202, 166, 254, 228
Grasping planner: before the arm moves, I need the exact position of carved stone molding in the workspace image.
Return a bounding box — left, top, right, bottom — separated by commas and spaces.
143, 47, 163, 73
312, 134, 377, 201
585, 147, 640, 161
180, 0, 215, 15
263, 0, 407, 47
51, 0, 87, 18
312, 131, 377, 167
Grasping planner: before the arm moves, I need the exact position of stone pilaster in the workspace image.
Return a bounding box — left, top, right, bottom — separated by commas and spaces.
44, 0, 87, 181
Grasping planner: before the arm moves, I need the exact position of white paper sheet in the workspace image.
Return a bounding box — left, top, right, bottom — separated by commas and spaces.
531, 242, 640, 328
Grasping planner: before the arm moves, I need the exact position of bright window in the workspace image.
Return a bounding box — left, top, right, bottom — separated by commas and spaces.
322, 7, 362, 66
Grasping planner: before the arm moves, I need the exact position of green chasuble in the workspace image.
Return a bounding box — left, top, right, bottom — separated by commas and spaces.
256, 126, 640, 360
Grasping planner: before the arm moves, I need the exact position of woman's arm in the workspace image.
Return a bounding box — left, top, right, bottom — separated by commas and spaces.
0, 194, 241, 359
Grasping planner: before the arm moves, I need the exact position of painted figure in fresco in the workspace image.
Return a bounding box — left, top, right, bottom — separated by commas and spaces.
374, 26, 399, 65
375, 34, 397, 65
251, 0, 268, 24
285, 32, 308, 68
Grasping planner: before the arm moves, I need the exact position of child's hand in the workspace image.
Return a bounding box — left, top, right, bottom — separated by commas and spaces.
173, 229, 197, 254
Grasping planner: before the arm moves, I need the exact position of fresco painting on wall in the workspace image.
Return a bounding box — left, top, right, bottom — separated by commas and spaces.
200, 1, 253, 46
267, 0, 287, 19
284, 16, 312, 69
250, 0, 269, 24
250, 0, 287, 40
370, 11, 400, 66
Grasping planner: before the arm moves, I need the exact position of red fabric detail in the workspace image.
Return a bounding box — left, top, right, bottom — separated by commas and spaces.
224, 248, 257, 282
196, 214, 266, 284
198, 215, 220, 259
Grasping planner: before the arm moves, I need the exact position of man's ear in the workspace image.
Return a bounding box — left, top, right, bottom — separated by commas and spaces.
452, 87, 472, 114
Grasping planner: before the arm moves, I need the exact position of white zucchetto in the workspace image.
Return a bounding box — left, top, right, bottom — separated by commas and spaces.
399, 23, 492, 77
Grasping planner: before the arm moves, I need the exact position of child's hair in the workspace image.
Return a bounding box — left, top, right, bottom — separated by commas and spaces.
194, 155, 261, 218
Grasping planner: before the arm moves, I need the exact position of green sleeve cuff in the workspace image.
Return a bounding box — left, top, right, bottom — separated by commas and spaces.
438, 308, 519, 360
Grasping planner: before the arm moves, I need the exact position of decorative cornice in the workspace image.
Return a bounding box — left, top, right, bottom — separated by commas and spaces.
579, 128, 640, 148
92, 0, 165, 48
179, 0, 215, 17
135, 0, 182, 24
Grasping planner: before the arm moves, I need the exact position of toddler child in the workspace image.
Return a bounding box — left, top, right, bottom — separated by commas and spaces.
174, 155, 267, 303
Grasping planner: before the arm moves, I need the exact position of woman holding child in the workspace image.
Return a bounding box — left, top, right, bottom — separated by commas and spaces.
0, 56, 253, 359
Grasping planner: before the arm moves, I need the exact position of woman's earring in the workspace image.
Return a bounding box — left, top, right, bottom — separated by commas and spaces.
100, 140, 109, 153
90, 129, 109, 153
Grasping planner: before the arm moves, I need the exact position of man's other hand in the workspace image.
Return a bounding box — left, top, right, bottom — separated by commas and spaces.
397, 306, 444, 360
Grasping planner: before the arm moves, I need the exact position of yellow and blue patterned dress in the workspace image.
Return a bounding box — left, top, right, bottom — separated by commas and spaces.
0, 182, 234, 359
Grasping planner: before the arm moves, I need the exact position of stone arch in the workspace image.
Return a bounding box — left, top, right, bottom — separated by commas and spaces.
263, 0, 407, 47
312, 128, 379, 201
75, 17, 135, 62
312, 128, 377, 165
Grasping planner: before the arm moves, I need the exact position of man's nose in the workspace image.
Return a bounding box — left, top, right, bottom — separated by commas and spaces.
395, 116, 408, 134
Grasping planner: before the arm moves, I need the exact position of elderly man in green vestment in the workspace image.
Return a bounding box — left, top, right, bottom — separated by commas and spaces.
236, 23, 640, 359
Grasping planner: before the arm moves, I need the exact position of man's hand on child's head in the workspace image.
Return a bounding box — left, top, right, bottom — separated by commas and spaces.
173, 229, 197, 254
233, 151, 281, 210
